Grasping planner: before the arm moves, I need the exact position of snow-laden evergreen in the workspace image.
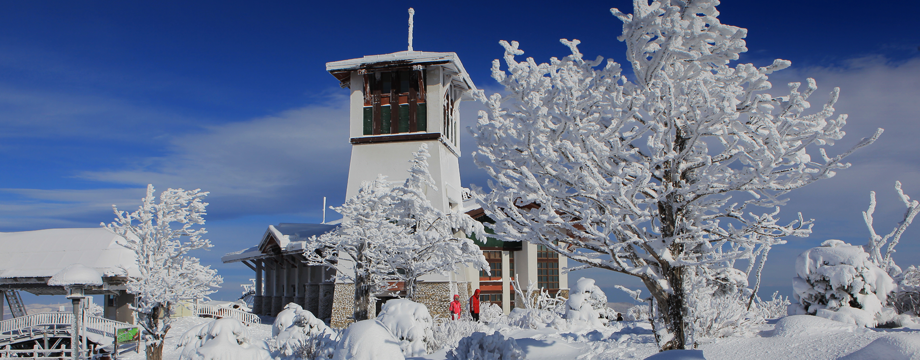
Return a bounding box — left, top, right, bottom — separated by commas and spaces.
104, 184, 222, 360
470, 0, 881, 350
792, 240, 897, 327
384, 144, 489, 299
565, 278, 609, 328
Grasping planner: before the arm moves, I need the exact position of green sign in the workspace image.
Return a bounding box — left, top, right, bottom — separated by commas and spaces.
116, 327, 140, 344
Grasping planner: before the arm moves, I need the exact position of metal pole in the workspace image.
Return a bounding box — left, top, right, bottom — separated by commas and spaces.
71, 297, 82, 360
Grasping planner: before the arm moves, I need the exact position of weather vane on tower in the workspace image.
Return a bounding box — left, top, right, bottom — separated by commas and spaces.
408, 8, 415, 52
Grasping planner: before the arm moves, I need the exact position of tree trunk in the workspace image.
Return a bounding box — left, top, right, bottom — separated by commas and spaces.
145, 341, 164, 360
642, 266, 688, 351
406, 277, 417, 301
353, 244, 373, 321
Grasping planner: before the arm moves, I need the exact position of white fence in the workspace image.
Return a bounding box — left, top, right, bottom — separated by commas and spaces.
194, 304, 260, 325
0, 312, 132, 342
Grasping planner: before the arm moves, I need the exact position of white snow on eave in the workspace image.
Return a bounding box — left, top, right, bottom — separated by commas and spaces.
326, 50, 477, 93
48, 264, 103, 286
0, 228, 139, 280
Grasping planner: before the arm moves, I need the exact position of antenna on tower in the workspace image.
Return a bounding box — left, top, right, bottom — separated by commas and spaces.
408, 8, 415, 52
322, 197, 327, 224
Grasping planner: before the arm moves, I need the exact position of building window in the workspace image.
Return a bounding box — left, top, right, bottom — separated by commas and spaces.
480, 292, 502, 307
480, 251, 502, 279
363, 69, 427, 135
538, 243, 559, 290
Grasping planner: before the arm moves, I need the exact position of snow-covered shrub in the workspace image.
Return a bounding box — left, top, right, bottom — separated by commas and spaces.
332, 320, 404, 360
273, 303, 304, 337
177, 318, 271, 360
565, 278, 609, 327
428, 318, 488, 354
273, 308, 338, 360
376, 299, 432, 357
480, 303, 504, 323
446, 332, 525, 360
893, 266, 920, 316
625, 305, 650, 322
505, 307, 566, 330
685, 268, 763, 341
792, 239, 897, 327
754, 291, 791, 320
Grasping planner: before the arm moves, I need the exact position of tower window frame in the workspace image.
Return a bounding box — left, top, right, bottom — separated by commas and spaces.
362, 68, 427, 135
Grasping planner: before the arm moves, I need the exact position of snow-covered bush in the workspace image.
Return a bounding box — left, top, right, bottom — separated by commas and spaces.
428, 319, 488, 354
792, 239, 897, 327
754, 291, 791, 320
565, 278, 610, 327
446, 332, 525, 360
480, 303, 504, 323
177, 318, 271, 360
376, 299, 432, 357
625, 305, 650, 322
333, 320, 404, 360
273, 303, 304, 337
505, 307, 566, 330
685, 268, 763, 341
273, 306, 338, 360
893, 266, 920, 316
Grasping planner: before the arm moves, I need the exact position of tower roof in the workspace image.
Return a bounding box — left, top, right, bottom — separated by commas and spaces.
326, 50, 476, 97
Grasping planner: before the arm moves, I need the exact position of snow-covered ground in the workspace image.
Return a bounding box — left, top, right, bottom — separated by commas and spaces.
114, 313, 920, 360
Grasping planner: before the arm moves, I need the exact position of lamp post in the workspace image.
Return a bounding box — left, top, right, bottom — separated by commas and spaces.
49, 264, 102, 360
65, 285, 85, 360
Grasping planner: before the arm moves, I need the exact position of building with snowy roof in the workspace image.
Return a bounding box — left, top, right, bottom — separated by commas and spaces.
0, 227, 138, 323
224, 24, 567, 326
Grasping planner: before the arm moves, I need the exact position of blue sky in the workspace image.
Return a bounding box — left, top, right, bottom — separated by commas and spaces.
2, 0, 919, 308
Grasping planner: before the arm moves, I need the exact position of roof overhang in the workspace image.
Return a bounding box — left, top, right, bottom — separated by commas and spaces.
326, 50, 477, 98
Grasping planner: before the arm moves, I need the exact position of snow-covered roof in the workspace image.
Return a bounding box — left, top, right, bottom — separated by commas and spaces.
0, 227, 139, 280
326, 50, 476, 96
222, 223, 339, 263
48, 264, 104, 286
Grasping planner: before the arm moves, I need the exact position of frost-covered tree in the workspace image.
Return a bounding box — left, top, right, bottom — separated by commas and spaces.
386, 144, 489, 299
471, 0, 881, 350
306, 145, 489, 318
104, 184, 222, 360
304, 176, 402, 322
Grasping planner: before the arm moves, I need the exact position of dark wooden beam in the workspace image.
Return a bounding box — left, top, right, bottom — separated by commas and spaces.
350, 132, 440, 145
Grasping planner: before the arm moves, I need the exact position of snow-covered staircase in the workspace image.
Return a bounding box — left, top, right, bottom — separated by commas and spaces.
3, 290, 27, 318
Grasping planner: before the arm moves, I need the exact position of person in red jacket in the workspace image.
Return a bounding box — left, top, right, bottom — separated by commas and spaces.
449, 294, 462, 320
469, 289, 481, 321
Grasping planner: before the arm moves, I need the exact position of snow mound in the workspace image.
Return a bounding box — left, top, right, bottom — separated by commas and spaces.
332, 320, 404, 360
839, 334, 920, 360
376, 299, 432, 357
644, 349, 706, 359
771, 315, 859, 337
48, 264, 103, 286
792, 240, 896, 327
177, 318, 271, 360
446, 331, 524, 360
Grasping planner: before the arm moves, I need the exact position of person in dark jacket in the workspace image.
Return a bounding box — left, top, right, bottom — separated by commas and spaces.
469, 289, 481, 321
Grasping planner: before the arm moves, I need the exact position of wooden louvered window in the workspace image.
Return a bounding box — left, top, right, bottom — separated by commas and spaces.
362, 69, 427, 135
